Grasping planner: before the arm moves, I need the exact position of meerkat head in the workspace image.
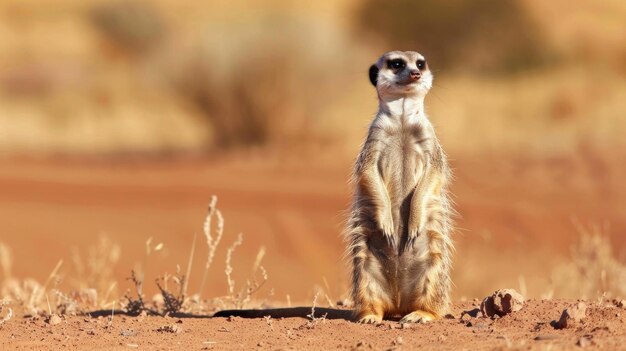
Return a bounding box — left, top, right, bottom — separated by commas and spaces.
369, 51, 433, 98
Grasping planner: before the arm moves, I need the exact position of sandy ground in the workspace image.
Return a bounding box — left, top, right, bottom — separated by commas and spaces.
1, 299, 625, 350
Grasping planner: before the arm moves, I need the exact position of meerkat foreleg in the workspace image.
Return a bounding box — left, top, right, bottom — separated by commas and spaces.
406, 162, 438, 250
359, 167, 395, 247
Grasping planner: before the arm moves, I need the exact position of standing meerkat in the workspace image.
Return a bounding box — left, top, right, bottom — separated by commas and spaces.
346, 51, 454, 324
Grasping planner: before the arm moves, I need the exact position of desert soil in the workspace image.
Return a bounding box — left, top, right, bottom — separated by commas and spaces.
1, 299, 625, 350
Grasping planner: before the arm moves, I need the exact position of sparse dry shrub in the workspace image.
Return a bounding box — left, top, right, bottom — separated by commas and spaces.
0, 245, 63, 316
89, 1, 165, 56
70, 236, 120, 306
123, 270, 147, 316
155, 272, 185, 315
549, 224, 626, 299
116, 195, 269, 315
174, 13, 347, 148
355, 0, 550, 73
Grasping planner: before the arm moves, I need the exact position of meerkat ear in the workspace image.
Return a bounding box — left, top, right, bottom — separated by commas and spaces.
368, 65, 379, 87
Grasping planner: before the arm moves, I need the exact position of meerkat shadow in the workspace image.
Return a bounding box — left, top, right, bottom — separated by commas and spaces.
212, 307, 354, 321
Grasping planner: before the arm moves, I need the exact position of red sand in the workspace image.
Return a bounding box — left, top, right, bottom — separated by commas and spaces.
1, 299, 625, 350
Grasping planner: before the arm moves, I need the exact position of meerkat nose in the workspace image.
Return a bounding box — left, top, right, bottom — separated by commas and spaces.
410, 70, 421, 80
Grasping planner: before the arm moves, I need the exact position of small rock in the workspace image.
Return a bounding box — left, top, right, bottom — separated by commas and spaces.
481, 289, 525, 318
399, 323, 411, 329
47, 314, 62, 326
120, 329, 135, 337
555, 302, 587, 329
481, 297, 497, 318
257, 341, 264, 347
393, 337, 403, 346
577, 336, 592, 347
615, 300, 625, 309
461, 308, 480, 323
438, 334, 447, 342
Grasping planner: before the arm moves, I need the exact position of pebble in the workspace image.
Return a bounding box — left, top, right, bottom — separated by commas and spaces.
47, 314, 62, 326
555, 302, 586, 329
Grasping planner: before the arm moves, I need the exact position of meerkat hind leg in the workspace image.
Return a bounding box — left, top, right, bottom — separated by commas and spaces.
356, 299, 385, 324
399, 310, 437, 323
358, 313, 384, 324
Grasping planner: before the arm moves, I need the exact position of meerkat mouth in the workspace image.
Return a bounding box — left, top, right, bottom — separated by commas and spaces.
397, 79, 420, 86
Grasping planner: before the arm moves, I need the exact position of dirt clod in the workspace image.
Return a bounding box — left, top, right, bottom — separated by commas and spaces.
480, 289, 525, 318
120, 329, 135, 337
577, 336, 593, 347
155, 325, 181, 334
554, 302, 587, 329
47, 314, 62, 326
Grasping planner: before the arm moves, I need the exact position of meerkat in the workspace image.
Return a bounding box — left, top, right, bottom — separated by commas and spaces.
345, 51, 454, 324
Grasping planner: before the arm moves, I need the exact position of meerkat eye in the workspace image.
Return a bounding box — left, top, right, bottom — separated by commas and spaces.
387, 59, 406, 70
416, 60, 426, 70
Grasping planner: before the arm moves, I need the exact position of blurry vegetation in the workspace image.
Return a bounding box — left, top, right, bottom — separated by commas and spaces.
88, 3, 343, 149
548, 225, 626, 300
174, 15, 344, 148
89, 1, 165, 56
0, 0, 624, 153
355, 0, 549, 73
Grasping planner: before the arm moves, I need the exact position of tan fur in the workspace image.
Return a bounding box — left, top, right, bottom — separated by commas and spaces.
345, 51, 454, 323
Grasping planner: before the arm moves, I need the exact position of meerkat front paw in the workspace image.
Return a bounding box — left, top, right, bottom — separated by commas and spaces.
406, 214, 425, 250
399, 310, 436, 324
358, 314, 383, 324
377, 208, 395, 247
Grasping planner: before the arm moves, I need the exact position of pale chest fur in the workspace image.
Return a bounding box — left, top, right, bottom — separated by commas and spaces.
376, 114, 435, 209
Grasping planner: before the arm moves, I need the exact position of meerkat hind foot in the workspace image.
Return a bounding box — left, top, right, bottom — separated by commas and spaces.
399, 310, 436, 324
358, 314, 383, 324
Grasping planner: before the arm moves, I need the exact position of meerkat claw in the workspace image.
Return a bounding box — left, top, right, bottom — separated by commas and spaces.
383, 231, 395, 248
379, 211, 395, 246
358, 314, 383, 324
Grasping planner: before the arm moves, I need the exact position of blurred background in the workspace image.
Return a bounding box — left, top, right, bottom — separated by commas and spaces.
1, 0, 625, 307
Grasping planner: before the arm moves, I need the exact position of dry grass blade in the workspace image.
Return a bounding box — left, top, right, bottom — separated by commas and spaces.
35, 260, 63, 307
225, 233, 244, 296
0, 242, 12, 280
549, 223, 626, 299
199, 196, 225, 298
182, 232, 197, 298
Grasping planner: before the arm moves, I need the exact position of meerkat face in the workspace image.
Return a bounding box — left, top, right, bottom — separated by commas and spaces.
369, 51, 433, 98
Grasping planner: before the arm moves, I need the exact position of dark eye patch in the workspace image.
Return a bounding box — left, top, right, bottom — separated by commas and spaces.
387, 59, 406, 70
416, 59, 427, 70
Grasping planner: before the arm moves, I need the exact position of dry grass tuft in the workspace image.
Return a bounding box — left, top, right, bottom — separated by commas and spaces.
0, 299, 12, 325
548, 224, 626, 299
155, 272, 185, 315
113, 195, 269, 316
199, 196, 224, 299
123, 270, 147, 316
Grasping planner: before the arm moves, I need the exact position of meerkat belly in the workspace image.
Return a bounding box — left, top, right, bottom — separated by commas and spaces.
379, 131, 425, 234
